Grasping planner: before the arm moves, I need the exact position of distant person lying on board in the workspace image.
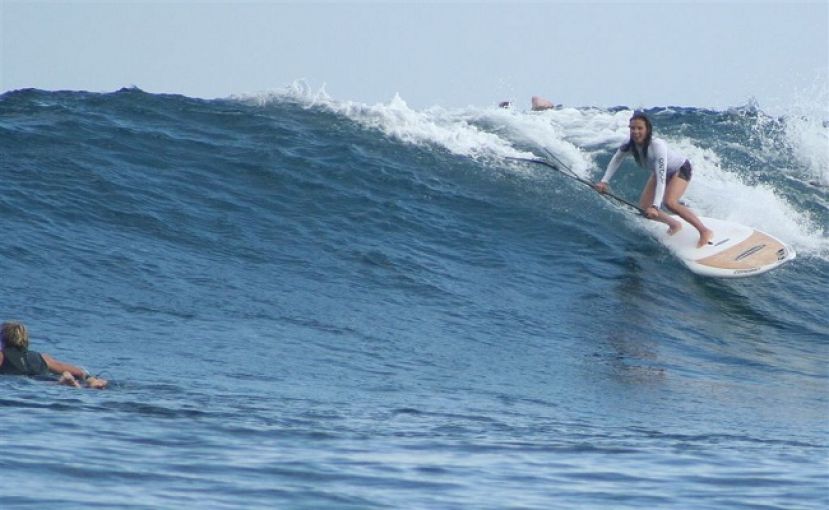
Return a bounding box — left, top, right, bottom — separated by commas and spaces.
531, 96, 556, 111
594, 112, 713, 248
0, 321, 108, 389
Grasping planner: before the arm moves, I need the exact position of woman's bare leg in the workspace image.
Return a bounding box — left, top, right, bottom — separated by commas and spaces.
640, 175, 682, 234
663, 177, 713, 247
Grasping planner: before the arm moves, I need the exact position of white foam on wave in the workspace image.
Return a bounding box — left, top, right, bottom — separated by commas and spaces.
744, 80, 829, 186
339, 96, 534, 160
783, 111, 829, 187
245, 82, 827, 259
243, 81, 534, 161
466, 106, 631, 178
781, 78, 829, 186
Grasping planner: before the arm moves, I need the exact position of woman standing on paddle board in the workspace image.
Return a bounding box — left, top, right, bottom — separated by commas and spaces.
595, 112, 713, 248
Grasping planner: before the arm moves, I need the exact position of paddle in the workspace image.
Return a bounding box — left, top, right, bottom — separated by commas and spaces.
506, 152, 646, 216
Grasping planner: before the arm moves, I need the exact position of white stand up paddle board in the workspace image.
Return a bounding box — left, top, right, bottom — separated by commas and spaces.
647, 216, 796, 278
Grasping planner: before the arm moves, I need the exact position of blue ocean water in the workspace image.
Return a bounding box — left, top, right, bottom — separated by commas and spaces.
0, 87, 827, 509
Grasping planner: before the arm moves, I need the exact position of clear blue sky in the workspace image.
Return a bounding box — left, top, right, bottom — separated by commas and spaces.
2, 1, 827, 111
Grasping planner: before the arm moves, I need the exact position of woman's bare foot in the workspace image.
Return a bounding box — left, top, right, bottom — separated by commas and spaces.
697, 228, 714, 248
667, 221, 683, 236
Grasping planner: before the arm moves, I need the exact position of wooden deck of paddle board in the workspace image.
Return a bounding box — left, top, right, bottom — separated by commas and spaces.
695, 231, 786, 270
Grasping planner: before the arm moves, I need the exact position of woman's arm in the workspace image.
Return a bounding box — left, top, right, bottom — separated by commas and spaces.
600, 147, 627, 184
650, 139, 669, 208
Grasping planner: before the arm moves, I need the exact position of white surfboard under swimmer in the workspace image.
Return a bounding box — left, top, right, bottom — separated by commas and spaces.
644, 216, 796, 278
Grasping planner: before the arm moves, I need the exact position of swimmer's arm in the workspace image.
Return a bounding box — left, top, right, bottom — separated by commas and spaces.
43, 354, 108, 388
42, 353, 87, 378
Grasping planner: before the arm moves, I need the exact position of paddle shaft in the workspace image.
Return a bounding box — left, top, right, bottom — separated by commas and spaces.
507, 156, 646, 215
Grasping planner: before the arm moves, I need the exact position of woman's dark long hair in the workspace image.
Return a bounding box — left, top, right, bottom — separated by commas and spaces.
621, 112, 653, 166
